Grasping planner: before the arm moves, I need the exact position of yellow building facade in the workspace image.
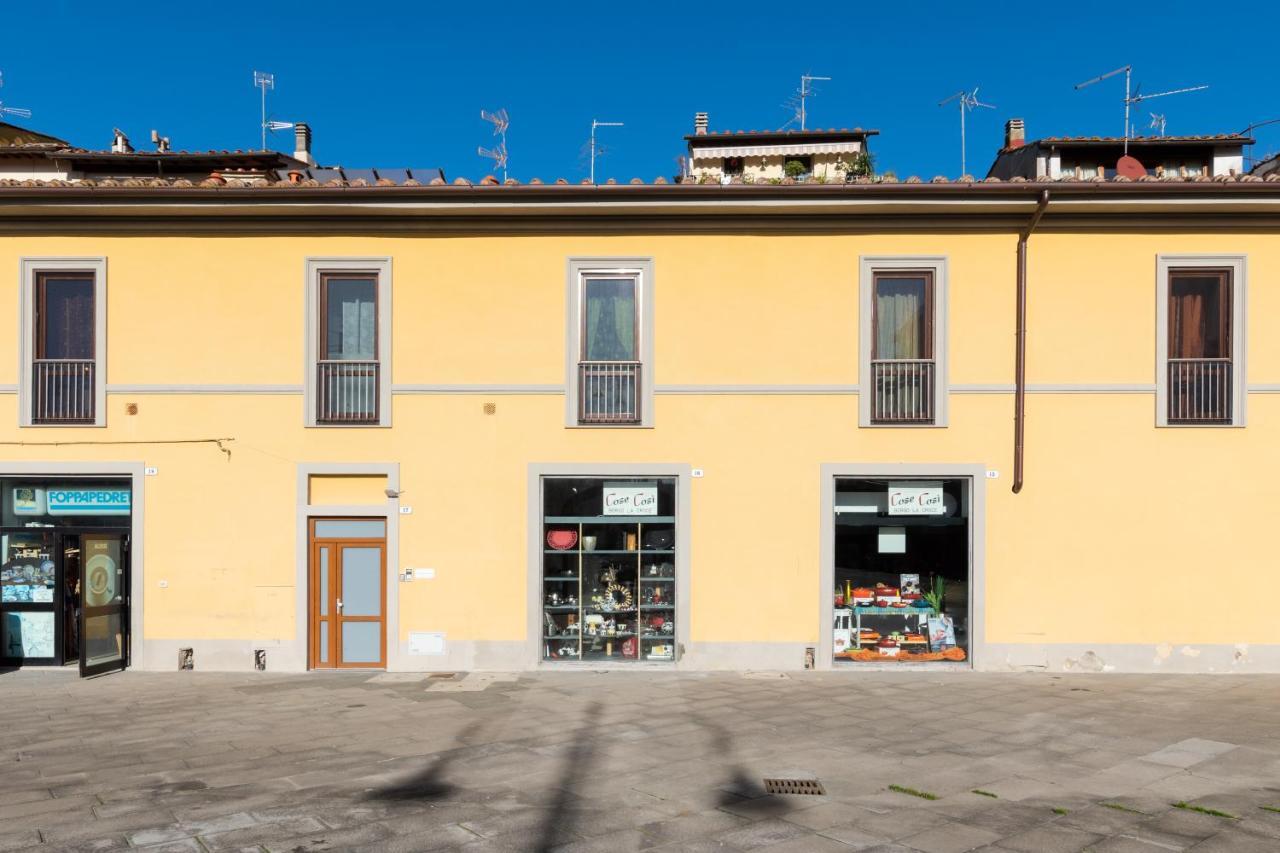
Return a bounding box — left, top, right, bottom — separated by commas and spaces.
0, 179, 1277, 674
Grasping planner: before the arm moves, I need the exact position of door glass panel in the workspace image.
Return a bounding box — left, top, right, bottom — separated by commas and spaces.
322, 277, 377, 360
82, 535, 122, 606
340, 547, 381, 616
83, 611, 122, 667
341, 621, 380, 663
319, 621, 328, 663
38, 275, 95, 359
314, 519, 386, 538
318, 547, 329, 616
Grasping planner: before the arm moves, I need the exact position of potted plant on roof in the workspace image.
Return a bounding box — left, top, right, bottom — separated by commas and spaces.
784, 159, 808, 182
841, 151, 874, 182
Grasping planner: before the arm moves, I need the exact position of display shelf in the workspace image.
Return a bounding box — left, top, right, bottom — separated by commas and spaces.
849, 606, 935, 616
545, 516, 675, 524
542, 516, 676, 663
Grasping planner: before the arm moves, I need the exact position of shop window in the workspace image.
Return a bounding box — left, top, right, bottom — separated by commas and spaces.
305, 258, 392, 427
832, 478, 969, 665
541, 477, 677, 663
20, 259, 107, 427
1157, 257, 1245, 427
565, 258, 654, 427
859, 258, 948, 427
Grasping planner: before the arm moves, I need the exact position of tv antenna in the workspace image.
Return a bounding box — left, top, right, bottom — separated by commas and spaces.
938, 87, 996, 177
781, 74, 831, 131
0, 72, 32, 120
253, 70, 274, 151
1075, 65, 1207, 152
1149, 113, 1167, 137
478, 108, 510, 182
589, 119, 623, 184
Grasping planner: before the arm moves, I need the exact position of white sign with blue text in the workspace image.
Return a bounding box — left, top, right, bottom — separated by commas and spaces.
602, 482, 658, 516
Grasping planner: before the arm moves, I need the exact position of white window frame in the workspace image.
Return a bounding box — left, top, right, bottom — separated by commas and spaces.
565, 257, 655, 428
858, 256, 949, 428
304, 257, 392, 428
19, 257, 108, 428
1155, 254, 1246, 427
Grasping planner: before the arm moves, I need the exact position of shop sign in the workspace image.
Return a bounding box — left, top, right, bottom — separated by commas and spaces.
887, 482, 944, 516
47, 488, 131, 516
603, 482, 658, 516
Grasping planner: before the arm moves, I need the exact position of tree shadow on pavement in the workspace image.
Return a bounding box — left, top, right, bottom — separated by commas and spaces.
693, 712, 794, 816
362, 721, 484, 802
531, 700, 603, 853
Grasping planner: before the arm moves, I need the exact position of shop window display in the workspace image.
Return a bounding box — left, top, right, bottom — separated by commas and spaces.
542, 477, 677, 663
833, 478, 969, 664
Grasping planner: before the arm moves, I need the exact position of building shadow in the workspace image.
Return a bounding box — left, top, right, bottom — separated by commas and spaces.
531, 700, 602, 853
363, 721, 484, 802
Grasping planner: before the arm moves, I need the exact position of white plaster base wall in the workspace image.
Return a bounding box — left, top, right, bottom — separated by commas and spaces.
982, 643, 1280, 673
677, 642, 811, 671
138, 638, 307, 673
392, 640, 528, 673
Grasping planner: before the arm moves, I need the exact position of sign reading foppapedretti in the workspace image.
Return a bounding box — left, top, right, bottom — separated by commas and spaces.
887, 482, 944, 516
603, 482, 658, 516
47, 488, 131, 516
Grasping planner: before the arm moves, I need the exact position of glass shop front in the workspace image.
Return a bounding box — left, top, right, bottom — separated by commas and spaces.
832, 478, 969, 665
542, 477, 677, 663
0, 478, 131, 675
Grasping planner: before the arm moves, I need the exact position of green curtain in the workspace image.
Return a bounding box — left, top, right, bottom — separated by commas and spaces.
875, 279, 925, 359
585, 279, 636, 361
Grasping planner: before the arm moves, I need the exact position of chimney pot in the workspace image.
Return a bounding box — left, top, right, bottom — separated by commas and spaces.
694, 112, 709, 136
293, 122, 315, 166
1005, 118, 1026, 150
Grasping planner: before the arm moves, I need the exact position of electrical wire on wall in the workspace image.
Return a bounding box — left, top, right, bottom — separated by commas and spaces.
0, 438, 234, 459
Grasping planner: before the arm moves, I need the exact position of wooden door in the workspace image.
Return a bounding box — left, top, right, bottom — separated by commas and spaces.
309, 519, 386, 669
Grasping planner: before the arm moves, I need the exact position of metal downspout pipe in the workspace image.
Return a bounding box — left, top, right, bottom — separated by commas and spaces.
1013, 189, 1050, 494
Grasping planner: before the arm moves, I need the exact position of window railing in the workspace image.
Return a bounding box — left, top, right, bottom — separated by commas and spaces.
1168, 358, 1232, 424
32, 359, 96, 424
317, 360, 379, 424
578, 361, 641, 425
871, 359, 935, 424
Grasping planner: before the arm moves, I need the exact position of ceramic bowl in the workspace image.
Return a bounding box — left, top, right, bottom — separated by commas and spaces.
546, 530, 578, 550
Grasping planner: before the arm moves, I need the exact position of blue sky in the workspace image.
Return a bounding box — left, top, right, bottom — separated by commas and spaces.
5, 1, 1278, 181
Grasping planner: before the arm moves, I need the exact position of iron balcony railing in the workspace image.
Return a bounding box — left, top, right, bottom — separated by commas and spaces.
317, 360, 379, 424
871, 359, 936, 424
1168, 358, 1232, 424
32, 359, 96, 424
579, 361, 641, 424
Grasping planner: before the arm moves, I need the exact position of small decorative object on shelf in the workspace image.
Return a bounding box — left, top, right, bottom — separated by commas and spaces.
546, 529, 578, 550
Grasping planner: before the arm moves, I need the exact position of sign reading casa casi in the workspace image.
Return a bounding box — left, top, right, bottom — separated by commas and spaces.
887, 482, 945, 516
602, 482, 658, 516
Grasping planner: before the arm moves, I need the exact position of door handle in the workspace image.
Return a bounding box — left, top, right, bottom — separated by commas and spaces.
336, 598, 344, 613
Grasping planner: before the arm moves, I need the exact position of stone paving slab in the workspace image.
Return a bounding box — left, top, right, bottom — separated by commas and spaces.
2, 670, 1280, 851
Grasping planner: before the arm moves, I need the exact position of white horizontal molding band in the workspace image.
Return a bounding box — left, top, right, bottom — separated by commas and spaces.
391, 384, 565, 395
654, 384, 859, 395
952, 383, 1157, 395
35, 381, 1280, 397
106, 384, 304, 395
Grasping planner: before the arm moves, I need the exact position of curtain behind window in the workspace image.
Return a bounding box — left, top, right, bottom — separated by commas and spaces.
874, 278, 927, 360
324, 278, 377, 361
39, 277, 94, 360
1169, 274, 1227, 359
584, 278, 636, 362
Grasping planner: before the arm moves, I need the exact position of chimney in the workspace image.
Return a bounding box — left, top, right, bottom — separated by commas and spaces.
293, 122, 315, 166
1005, 118, 1026, 150
694, 112, 709, 136
111, 128, 132, 154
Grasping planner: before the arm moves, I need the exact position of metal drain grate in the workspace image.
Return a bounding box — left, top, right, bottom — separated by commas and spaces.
763, 777, 826, 796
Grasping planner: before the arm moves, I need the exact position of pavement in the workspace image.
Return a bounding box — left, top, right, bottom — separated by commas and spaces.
2, 669, 1280, 853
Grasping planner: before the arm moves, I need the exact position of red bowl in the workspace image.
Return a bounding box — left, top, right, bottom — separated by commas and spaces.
546, 529, 578, 550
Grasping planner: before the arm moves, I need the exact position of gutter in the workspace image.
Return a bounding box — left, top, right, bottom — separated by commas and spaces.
1013, 189, 1050, 494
